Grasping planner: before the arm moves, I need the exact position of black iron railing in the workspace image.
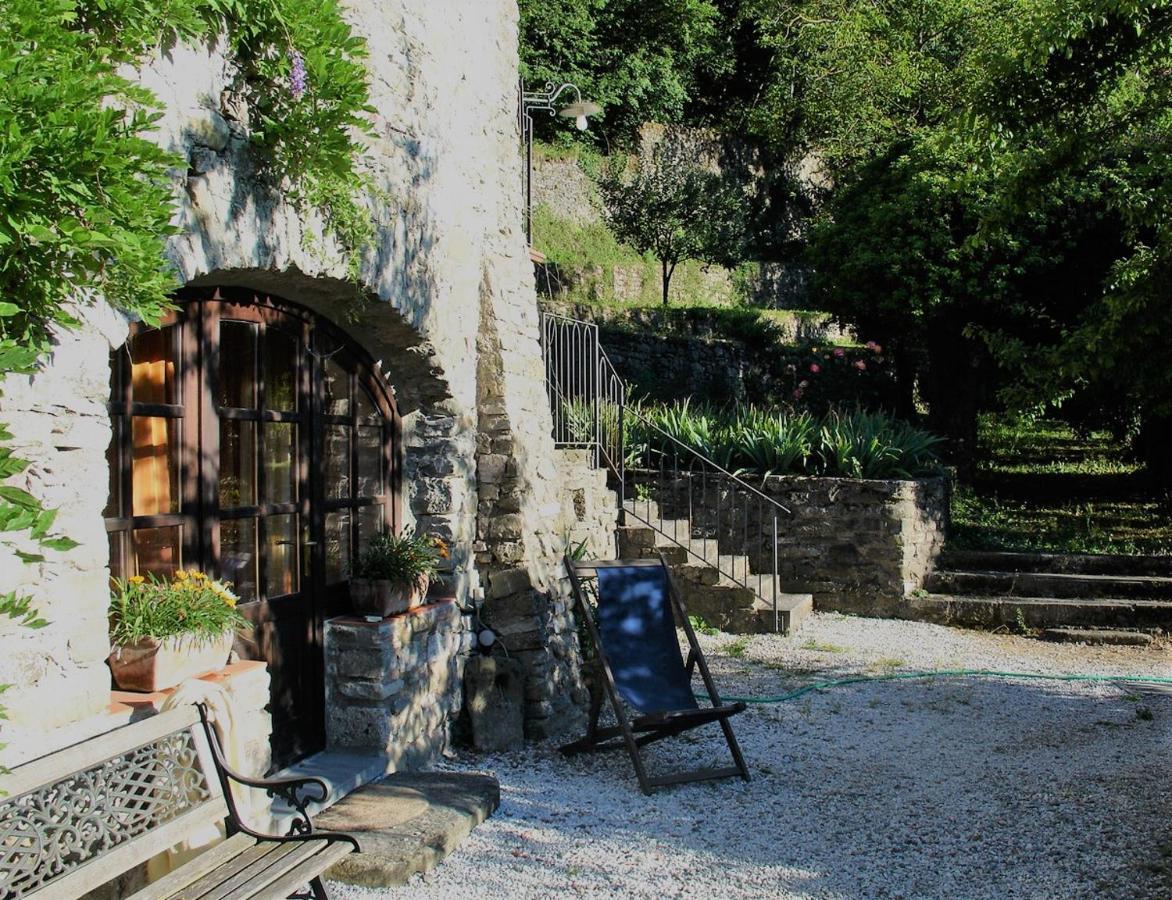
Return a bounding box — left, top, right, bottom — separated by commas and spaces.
539, 310, 791, 631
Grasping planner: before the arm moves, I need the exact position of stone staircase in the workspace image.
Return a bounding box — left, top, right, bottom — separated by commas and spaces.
616, 499, 812, 635
907, 549, 1172, 634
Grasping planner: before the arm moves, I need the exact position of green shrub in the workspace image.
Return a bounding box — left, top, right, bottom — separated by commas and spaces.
627, 401, 942, 479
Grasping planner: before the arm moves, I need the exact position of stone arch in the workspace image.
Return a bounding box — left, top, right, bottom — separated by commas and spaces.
99, 270, 480, 764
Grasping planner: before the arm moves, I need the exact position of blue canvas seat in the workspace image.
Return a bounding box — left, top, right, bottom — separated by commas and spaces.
562, 556, 750, 795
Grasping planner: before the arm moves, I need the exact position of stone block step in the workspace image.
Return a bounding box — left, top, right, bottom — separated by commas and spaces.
677, 577, 812, 635
622, 497, 661, 522
906, 593, 1172, 632
925, 569, 1172, 601
753, 592, 814, 635
938, 549, 1172, 578
319, 771, 499, 888
1042, 627, 1156, 647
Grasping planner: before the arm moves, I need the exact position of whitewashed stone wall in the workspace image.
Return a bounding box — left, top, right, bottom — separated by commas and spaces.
0, 0, 609, 765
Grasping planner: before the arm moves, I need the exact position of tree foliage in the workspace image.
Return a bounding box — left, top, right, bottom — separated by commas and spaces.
0, 0, 374, 700
598, 130, 746, 304
519, 0, 731, 143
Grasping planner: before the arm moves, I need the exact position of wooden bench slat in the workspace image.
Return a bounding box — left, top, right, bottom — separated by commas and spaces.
194, 841, 334, 900
3, 706, 202, 799
127, 833, 258, 900
170, 842, 294, 900
253, 842, 353, 900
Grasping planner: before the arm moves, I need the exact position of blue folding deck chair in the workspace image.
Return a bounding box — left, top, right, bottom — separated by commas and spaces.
562, 556, 751, 795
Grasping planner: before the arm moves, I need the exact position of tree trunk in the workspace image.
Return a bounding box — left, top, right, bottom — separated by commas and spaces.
661, 259, 675, 306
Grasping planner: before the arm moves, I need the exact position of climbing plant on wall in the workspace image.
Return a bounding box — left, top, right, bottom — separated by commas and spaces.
0, 0, 375, 699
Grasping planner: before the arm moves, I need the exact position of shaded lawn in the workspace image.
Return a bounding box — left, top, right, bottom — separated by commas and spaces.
950, 416, 1172, 556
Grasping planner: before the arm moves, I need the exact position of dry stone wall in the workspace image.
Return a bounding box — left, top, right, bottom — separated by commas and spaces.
758, 476, 949, 616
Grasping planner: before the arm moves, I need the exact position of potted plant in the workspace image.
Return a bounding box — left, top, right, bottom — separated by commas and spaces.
350, 529, 448, 617
108, 570, 247, 692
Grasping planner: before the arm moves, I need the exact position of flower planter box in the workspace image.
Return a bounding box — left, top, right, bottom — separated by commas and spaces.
350, 576, 429, 618
107, 631, 235, 693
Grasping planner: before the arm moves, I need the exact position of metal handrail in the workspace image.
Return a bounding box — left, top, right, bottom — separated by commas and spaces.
539, 309, 791, 631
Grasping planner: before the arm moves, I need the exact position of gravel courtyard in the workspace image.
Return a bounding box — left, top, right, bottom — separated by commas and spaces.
332, 614, 1172, 899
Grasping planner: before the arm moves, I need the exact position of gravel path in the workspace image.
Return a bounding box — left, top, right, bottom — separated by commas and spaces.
331, 613, 1172, 899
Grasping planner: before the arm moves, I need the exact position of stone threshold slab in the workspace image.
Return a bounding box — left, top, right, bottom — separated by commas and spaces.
270, 749, 396, 832
317, 771, 500, 888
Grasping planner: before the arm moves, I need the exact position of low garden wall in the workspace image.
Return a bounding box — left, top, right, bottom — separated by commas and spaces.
323, 599, 469, 770
536, 300, 885, 406
651, 474, 950, 617
759, 476, 950, 616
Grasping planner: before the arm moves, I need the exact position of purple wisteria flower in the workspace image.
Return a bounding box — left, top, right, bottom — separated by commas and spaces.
289, 50, 308, 100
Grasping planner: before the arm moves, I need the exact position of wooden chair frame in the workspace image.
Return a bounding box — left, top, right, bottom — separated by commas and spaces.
562, 555, 751, 795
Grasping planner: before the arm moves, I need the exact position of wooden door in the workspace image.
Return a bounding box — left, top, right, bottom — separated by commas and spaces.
107, 290, 401, 769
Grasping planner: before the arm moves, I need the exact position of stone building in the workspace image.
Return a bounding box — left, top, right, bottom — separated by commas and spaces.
0, 0, 617, 788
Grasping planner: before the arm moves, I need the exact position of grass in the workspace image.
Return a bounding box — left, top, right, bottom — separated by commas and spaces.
725, 637, 749, 658
950, 415, 1172, 556
689, 614, 720, 636
977, 416, 1141, 476
799, 638, 846, 653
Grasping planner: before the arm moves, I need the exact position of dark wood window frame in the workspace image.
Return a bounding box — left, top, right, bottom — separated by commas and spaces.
104, 288, 403, 765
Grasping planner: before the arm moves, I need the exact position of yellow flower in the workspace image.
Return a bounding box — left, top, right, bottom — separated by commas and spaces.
128, 575, 145, 584
174, 570, 189, 581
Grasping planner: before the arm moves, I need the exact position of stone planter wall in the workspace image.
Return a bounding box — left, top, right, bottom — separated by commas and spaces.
324, 600, 469, 770
760, 476, 949, 616
653, 474, 950, 617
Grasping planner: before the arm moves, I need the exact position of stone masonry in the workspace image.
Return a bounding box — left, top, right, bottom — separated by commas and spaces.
323, 602, 468, 769
651, 474, 949, 618
0, 0, 609, 770
756, 476, 949, 616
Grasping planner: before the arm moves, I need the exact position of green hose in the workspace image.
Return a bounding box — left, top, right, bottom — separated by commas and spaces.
725, 668, 1172, 705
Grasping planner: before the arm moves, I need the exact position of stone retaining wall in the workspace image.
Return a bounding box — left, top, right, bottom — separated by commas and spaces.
539, 300, 853, 403
653, 474, 949, 617
759, 476, 950, 616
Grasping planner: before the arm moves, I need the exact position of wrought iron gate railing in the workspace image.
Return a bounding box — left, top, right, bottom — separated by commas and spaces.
539, 310, 791, 631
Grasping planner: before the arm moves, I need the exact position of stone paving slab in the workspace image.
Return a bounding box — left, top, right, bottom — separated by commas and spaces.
319, 771, 500, 888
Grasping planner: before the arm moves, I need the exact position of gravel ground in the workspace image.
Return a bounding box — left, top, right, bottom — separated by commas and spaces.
331, 613, 1172, 899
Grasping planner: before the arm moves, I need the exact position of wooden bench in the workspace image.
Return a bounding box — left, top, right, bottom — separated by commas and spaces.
0, 703, 359, 899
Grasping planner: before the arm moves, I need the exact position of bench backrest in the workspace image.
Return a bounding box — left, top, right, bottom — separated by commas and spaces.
0, 705, 229, 900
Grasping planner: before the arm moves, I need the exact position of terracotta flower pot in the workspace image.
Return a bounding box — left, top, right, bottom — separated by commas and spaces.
108, 631, 235, 693
350, 575, 430, 618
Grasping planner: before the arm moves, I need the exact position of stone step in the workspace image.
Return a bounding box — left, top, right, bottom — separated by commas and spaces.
938, 549, 1172, 578
906, 593, 1172, 632
676, 577, 812, 635
622, 497, 661, 522
1042, 627, 1156, 647
558, 447, 594, 467
925, 569, 1172, 601
319, 771, 499, 888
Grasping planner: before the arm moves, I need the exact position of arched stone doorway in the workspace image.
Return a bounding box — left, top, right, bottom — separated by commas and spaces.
105, 287, 402, 765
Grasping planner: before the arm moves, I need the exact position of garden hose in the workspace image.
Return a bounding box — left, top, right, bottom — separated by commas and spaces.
724, 668, 1172, 705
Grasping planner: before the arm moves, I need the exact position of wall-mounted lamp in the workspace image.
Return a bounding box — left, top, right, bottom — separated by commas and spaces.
519, 80, 600, 245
